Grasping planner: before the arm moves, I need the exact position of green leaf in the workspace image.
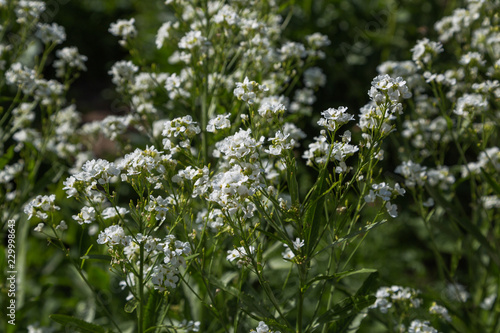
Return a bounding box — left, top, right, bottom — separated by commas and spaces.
80, 255, 112, 262
184, 253, 200, 261
125, 298, 139, 313
50, 314, 107, 333
87, 266, 110, 291
286, 157, 300, 205
305, 268, 377, 289
143, 290, 161, 331
208, 276, 274, 319
426, 184, 500, 267
354, 272, 379, 297
481, 167, 500, 195
314, 295, 376, 328
0, 145, 14, 169
303, 166, 328, 257
312, 220, 387, 258
312, 272, 379, 333
80, 245, 93, 269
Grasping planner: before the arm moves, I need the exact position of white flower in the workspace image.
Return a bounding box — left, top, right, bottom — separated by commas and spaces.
15, 1, 45, 24
445, 283, 470, 302
395, 161, 427, 188
258, 102, 286, 120
283, 123, 306, 147
36, 23, 66, 44
108, 60, 138, 90
303, 67, 326, 89
102, 207, 128, 219
279, 41, 307, 60
147, 195, 172, 222
34, 223, 44, 232
234, 77, 268, 105
55, 221, 68, 231
53, 47, 87, 77
265, 131, 295, 156
0, 160, 24, 184
73, 206, 96, 225
411, 38, 443, 68
109, 18, 137, 41
227, 246, 255, 267
24, 194, 60, 220
215, 128, 263, 161
212, 4, 239, 25
206, 113, 231, 132
5, 62, 37, 94
369, 74, 412, 105
480, 294, 497, 310
178, 30, 208, 49
423, 198, 435, 207
156, 21, 178, 49
162, 115, 201, 138
252, 321, 280, 333
408, 320, 438, 333
306, 32, 331, 48
429, 302, 451, 322
282, 246, 295, 260
318, 106, 354, 131
371, 285, 422, 314
78, 159, 121, 184
453, 93, 488, 117
459, 51, 486, 67
385, 202, 398, 218
97, 225, 127, 247
292, 238, 305, 250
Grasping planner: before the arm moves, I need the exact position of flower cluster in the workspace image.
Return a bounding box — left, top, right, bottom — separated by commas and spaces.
234, 77, 269, 105
109, 18, 137, 46
364, 182, 405, 218
24, 195, 60, 221
227, 246, 255, 268
370, 285, 423, 314
302, 129, 358, 171
317, 106, 354, 132
97, 226, 191, 292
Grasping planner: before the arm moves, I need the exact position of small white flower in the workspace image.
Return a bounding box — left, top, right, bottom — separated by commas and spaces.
34, 223, 44, 232
36, 23, 66, 44
386, 202, 398, 218
233, 77, 268, 105
429, 302, 451, 322
206, 113, 231, 132
109, 18, 137, 41
55, 221, 68, 231
292, 238, 305, 250
423, 198, 435, 207
178, 30, 208, 50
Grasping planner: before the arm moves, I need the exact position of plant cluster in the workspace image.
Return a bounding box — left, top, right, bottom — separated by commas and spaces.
0, 0, 498, 333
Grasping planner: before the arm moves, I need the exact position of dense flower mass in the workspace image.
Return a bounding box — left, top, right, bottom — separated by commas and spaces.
9, 0, 500, 332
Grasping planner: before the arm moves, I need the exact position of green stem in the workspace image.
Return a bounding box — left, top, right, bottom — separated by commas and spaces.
297, 264, 307, 333
138, 242, 145, 333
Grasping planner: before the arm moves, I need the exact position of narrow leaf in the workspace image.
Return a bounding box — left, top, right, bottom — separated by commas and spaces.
50, 314, 106, 333
0, 145, 14, 169
125, 298, 139, 313
481, 167, 500, 195
143, 290, 161, 331
80, 255, 112, 262
306, 268, 377, 289
313, 220, 387, 258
